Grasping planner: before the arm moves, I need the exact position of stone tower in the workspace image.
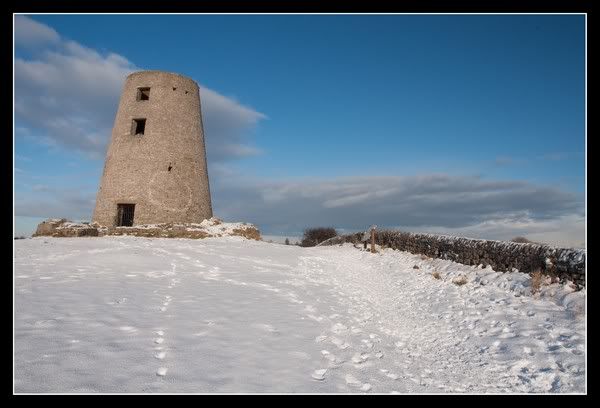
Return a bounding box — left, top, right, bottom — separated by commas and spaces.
92, 70, 213, 227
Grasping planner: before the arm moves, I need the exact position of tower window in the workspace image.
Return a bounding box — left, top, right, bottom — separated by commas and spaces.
137, 87, 150, 101
132, 118, 146, 135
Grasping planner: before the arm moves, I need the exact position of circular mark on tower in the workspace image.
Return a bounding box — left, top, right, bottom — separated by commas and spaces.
148, 170, 192, 212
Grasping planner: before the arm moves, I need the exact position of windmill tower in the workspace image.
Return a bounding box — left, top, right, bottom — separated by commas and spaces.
92, 70, 213, 226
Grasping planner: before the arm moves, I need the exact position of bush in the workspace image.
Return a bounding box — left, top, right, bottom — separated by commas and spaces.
452, 275, 468, 286
531, 269, 543, 295
300, 227, 338, 247
511, 236, 532, 243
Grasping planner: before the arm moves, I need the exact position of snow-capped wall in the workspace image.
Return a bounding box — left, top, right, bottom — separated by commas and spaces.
32, 218, 261, 241
320, 230, 586, 289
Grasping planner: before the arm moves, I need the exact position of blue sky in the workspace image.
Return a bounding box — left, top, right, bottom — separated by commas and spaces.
14, 14, 586, 247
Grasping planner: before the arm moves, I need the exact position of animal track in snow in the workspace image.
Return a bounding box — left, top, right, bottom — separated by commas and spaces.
154, 338, 164, 344
156, 367, 168, 377
155, 351, 166, 360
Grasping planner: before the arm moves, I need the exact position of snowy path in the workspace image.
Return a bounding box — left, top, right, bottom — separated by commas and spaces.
14, 237, 585, 393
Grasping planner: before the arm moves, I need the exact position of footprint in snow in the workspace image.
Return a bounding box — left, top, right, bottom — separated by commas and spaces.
155, 351, 166, 360
345, 374, 372, 392
253, 323, 279, 334
119, 326, 137, 333
156, 367, 168, 377
345, 374, 362, 387
34, 319, 57, 328
304, 305, 317, 313
289, 351, 311, 360
351, 353, 369, 364
311, 369, 327, 381
154, 338, 164, 344
331, 323, 348, 334
331, 337, 350, 349
321, 350, 338, 363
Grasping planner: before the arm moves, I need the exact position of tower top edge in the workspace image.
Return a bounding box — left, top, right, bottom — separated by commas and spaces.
126, 70, 198, 86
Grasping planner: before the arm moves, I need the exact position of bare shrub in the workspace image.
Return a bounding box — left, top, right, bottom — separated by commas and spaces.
531, 269, 543, 295
300, 227, 338, 247
432, 271, 441, 280
511, 236, 533, 243
452, 275, 468, 286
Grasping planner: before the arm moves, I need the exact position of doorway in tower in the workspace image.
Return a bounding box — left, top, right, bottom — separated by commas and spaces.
116, 204, 135, 227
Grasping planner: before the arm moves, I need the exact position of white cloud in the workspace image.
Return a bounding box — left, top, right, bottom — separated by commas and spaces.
400, 214, 585, 249
14, 15, 60, 48
14, 16, 266, 161
210, 173, 584, 248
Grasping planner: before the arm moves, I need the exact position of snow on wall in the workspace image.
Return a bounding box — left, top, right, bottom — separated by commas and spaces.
33, 218, 260, 240
321, 230, 586, 289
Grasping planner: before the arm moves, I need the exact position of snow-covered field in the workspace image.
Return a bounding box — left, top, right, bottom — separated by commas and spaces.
14, 236, 585, 393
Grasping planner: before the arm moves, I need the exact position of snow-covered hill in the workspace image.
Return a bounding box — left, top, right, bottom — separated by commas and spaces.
14, 237, 585, 393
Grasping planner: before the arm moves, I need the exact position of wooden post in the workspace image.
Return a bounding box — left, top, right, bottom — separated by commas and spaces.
371, 227, 376, 253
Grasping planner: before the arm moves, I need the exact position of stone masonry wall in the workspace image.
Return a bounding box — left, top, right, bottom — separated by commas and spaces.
320, 230, 586, 289
92, 71, 213, 227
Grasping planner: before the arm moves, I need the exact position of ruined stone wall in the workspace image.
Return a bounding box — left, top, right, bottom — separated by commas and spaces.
93, 70, 212, 226
320, 230, 586, 289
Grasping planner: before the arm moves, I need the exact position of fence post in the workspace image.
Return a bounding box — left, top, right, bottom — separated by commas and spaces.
371, 227, 376, 253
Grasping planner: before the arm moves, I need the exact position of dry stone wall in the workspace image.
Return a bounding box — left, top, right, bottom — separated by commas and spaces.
321, 230, 585, 289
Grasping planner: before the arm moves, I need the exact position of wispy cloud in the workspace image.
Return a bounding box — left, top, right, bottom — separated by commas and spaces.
494, 156, 516, 166
14, 16, 266, 161
493, 152, 584, 167
537, 152, 584, 161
